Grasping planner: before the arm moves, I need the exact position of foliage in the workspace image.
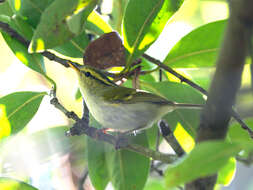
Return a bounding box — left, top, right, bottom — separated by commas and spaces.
0, 0, 252, 190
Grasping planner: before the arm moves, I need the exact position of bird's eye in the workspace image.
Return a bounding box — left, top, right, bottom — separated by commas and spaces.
85, 72, 91, 77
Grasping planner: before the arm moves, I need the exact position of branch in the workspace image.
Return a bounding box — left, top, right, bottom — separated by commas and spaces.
0, 20, 178, 163
0, 21, 156, 82
186, 0, 253, 189
142, 54, 253, 139
143, 54, 207, 94
158, 120, 185, 157
50, 95, 177, 163
0, 21, 79, 68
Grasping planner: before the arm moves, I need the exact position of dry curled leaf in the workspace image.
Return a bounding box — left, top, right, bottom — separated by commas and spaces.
84, 32, 126, 69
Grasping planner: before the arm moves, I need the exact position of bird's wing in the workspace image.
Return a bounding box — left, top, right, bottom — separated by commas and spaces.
102, 86, 173, 105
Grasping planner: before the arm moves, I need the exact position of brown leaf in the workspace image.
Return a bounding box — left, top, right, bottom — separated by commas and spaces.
83, 32, 126, 69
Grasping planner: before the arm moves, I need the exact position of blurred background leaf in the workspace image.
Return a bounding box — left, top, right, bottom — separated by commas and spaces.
165, 141, 244, 188
123, 0, 184, 67
29, 0, 96, 52
0, 177, 38, 190
0, 91, 46, 141
164, 20, 226, 68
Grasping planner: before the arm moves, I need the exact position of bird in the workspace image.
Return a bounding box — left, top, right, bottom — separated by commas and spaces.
68, 62, 203, 133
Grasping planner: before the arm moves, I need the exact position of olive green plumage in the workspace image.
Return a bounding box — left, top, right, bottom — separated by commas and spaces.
68, 62, 202, 132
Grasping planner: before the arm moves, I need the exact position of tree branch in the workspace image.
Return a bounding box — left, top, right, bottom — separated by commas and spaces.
142, 54, 253, 139
0, 21, 79, 68
186, 0, 253, 189
0, 20, 178, 163
158, 120, 185, 157
50, 95, 177, 163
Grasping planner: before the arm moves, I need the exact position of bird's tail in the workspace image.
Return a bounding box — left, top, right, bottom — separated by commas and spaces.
173, 102, 203, 109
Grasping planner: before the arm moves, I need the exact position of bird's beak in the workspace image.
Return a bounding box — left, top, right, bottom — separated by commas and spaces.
67, 61, 82, 73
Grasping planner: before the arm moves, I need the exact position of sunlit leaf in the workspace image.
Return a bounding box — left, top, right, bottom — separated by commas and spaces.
164, 20, 226, 68
29, 0, 97, 52
123, 0, 184, 67
0, 91, 46, 140
0, 177, 38, 190
8, 0, 54, 27
173, 123, 195, 153
217, 157, 236, 186
0, 15, 46, 76
66, 0, 97, 34
165, 141, 242, 188
85, 11, 113, 35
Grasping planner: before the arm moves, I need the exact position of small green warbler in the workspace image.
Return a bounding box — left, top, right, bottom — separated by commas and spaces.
68, 62, 202, 133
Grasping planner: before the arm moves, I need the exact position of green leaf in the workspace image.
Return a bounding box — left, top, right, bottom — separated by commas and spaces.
53, 31, 89, 58
105, 133, 150, 190
141, 81, 204, 140
29, 0, 96, 52
7, 0, 54, 27
164, 20, 226, 68
75, 88, 82, 100
87, 137, 109, 190
217, 157, 236, 186
123, 0, 184, 67
109, 0, 128, 33
183, 68, 214, 91
85, 11, 113, 35
165, 141, 242, 188
227, 118, 253, 145
12, 15, 34, 40
27, 126, 72, 161
0, 15, 46, 76
87, 116, 109, 190
0, 177, 38, 190
144, 179, 166, 190
0, 1, 13, 17
87, 116, 150, 190
67, 0, 97, 35
0, 91, 46, 140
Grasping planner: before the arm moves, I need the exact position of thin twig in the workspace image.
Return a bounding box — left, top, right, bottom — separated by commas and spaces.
142, 53, 253, 139
0, 21, 79, 68
143, 54, 207, 94
186, 1, 253, 188
50, 95, 177, 163
0, 21, 157, 80
158, 120, 185, 157
0, 20, 177, 162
